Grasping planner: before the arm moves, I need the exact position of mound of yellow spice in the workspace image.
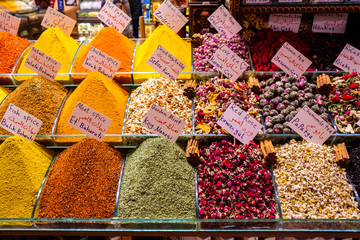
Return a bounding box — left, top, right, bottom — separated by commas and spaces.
55, 71, 128, 143
133, 25, 191, 83
72, 27, 135, 84
15, 27, 79, 83
0, 86, 11, 103
0, 136, 53, 223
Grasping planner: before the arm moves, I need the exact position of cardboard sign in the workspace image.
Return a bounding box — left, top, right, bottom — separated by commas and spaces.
209, 45, 249, 81
271, 42, 312, 79
0, 11, 21, 36
24, 47, 62, 81
0, 104, 43, 142
153, 0, 188, 34
334, 44, 360, 74
312, 13, 348, 34
208, 5, 242, 38
67, 102, 112, 141
141, 103, 186, 143
268, 14, 302, 33
83, 46, 121, 80
147, 45, 185, 81
217, 103, 262, 144
41, 7, 76, 35
97, 0, 131, 34
288, 105, 335, 144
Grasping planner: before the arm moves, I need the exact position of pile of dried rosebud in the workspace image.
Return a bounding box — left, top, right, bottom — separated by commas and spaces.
197, 140, 277, 219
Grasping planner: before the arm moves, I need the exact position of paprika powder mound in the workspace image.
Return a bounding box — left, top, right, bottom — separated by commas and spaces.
37, 138, 122, 219
72, 27, 135, 84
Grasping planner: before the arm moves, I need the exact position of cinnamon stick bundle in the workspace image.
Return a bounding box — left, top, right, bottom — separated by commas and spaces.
333, 143, 350, 167
317, 74, 333, 95
260, 140, 277, 165
186, 139, 202, 167
247, 76, 261, 94
183, 80, 197, 99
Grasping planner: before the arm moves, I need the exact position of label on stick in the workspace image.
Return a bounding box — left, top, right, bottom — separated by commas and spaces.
67, 102, 112, 142
333, 44, 360, 74
153, 0, 188, 34
271, 42, 312, 79
83, 46, 121, 80
217, 103, 262, 145
209, 45, 249, 82
41, 7, 76, 35
0, 104, 43, 143
97, 0, 131, 34
24, 47, 62, 81
288, 105, 335, 144
141, 103, 186, 143
268, 14, 302, 33
147, 45, 185, 81
312, 13, 348, 34
208, 5, 242, 38
0, 11, 21, 36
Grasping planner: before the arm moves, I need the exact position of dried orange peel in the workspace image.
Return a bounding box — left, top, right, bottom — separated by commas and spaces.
204, 106, 216, 115
195, 124, 211, 134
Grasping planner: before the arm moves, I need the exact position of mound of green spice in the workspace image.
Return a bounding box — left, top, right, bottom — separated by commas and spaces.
117, 138, 195, 219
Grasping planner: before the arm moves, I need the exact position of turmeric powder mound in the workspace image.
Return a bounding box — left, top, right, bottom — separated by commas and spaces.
0, 86, 11, 103
0, 76, 67, 137
133, 25, 192, 84
55, 71, 128, 143
0, 136, 53, 225
72, 27, 135, 84
14, 28, 79, 83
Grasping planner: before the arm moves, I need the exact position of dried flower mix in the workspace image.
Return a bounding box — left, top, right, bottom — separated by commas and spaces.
322, 72, 360, 133
193, 33, 250, 72
259, 73, 329, 134
125, 77, 192, 134
274, 140, 359, 219
198, 140, 277, 219
347, 143, 360, 195
37, 138, 122, 218
195, 77, 260, 134
117, 138, 195, 219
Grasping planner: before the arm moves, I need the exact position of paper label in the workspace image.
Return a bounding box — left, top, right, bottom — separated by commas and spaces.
147, 45, 185, 81
209, 45, 249, 81
334, 44, 360, 74
0, 104, 43, 142
312, 13, 348, 34
41, 7, 76, 35
217, 103, 262, 145
208, 5, 242, 38
24, 47, 62, 81
0, 11, 21, 36
278, 0, 302, 3
141, 103, 186, 143
82, 46, 121, 80
97, 0, 131, 34
153, 0, 188, 34
288, 106, 335, 144
271, 42, 312, 79
315, 0, 342, 2
245, 0, 271, 3
268, 14, 302, 33
67, 102, 112, 141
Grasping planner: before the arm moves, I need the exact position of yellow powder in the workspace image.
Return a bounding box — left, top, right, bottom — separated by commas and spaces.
0, 136, 53, 225
0, 86, 11, 103
133, 25, 191, 83
15, 28, 79, 83
55, 71, 128, 143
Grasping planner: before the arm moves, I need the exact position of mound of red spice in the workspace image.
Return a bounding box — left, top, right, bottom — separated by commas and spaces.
197, 140, 277, 219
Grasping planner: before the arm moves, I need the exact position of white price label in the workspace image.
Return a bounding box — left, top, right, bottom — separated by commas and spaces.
97, 0, 132, 34
334, 44, 360, 74
312, 13, 348, 34
269, 14, 302, 33
41, 7, 76, 35
153, 0, 188, 34
0, 11, 21, 36
208, 5, 242, 38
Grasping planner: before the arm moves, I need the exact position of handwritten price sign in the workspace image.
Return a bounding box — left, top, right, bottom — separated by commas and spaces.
83, 46, 121, 80
147, 45, 185, 81
153, 0, 188, 34
67, 102, 112, 141
208, 5, 242, 38
41, 7, 76, 35
269, 14, 302, 33
271, 42, 312, 79
141, 103, 186, 143
0, 11, 21, 36
217, 103, 262, 144
97, 0, 131, 34
0, 104, 43, 142
334, 44, 360, 74
209, 45, 249, 81
312, 13, 348, 34
288, 105, 335, 144
24, 47, 62, 81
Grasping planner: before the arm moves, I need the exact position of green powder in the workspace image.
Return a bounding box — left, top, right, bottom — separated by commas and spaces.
117, 138, 195, 219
